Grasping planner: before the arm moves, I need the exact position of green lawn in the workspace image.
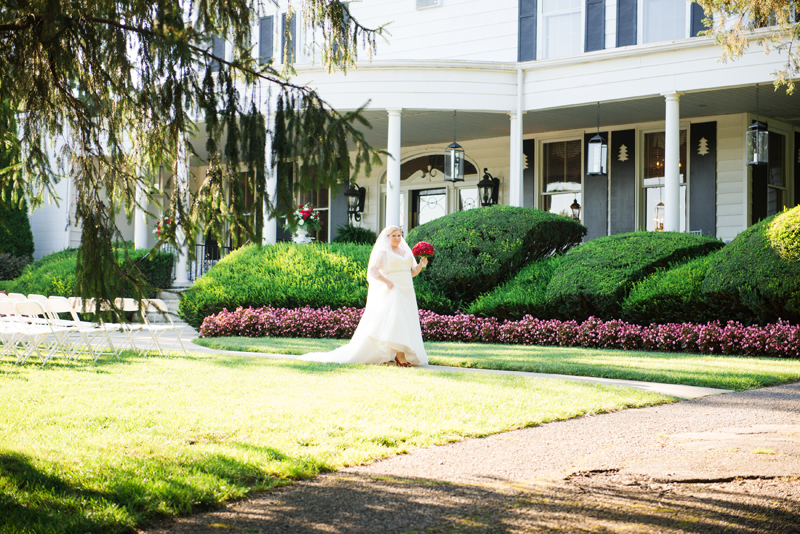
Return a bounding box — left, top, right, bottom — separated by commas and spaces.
0, 352, 671, 534
194, 337, 800, 391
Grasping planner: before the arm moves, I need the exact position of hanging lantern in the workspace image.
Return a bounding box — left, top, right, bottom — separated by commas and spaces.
344, 182, 366, 222
746, 85, 769, 167
444, 111, 465, 182
587, 103, 607, 176
745, 121, 769, 166
654, 201, 665, 231
570, 197, 581, 221
478, 168, 500, 206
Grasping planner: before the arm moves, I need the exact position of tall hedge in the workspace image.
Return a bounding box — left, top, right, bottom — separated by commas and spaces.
5, 247, 174, 298
546, 232, 724, 321
0, 98, 34, 260
702, 206, 800, 324
406, 207, 586, 309
467, 255, 566, 320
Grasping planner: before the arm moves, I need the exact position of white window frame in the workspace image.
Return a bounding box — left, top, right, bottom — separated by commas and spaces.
538, 0, 585, 59
639, 126, 690, 232
539, 137, 584, 221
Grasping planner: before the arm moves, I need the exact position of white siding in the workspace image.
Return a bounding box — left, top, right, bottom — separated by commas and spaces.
715, 113, 746, 242
605, 0, 617, 50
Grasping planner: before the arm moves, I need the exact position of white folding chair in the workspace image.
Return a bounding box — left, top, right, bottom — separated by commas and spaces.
7, 293, 26, 301
48, 296, 119, 361
142, 299, 188, 356
113, 298, 150, 356
12, 300, 72, 365
0, 300, 26, 362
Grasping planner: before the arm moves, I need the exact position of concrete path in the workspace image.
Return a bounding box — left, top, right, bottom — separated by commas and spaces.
130, 327, 732, 399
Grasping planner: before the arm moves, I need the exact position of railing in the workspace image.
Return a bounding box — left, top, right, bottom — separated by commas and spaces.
164, 244, 233, 283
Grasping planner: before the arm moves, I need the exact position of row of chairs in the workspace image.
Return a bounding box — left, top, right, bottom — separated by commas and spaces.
0, 293, 187, 365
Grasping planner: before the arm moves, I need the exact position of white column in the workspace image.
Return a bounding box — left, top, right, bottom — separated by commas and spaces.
508, 112, 524, 207
263, 114, 277, 244
133, 183, 149, 249
385, 108, 402, 228
173, 135, 191, 287
663, 92, 682, 232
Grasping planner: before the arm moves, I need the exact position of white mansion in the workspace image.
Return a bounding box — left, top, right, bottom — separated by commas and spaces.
29, 0, 800, 283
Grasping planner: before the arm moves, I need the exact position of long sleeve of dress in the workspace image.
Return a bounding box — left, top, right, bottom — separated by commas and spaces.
368, 250, 386, 280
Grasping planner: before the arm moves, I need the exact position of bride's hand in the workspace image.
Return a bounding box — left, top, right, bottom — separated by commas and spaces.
386, 281, 394, 290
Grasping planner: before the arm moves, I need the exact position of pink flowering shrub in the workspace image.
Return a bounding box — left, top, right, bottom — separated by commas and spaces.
199, 306, 800, 358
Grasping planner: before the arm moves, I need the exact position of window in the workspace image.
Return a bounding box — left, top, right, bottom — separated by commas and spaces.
281, 12, 296, 64
458, 188, 480, 210
643, 130, 687, 231
411, 188, 447, 228
767, 133, 786, 217
542, 139, 582, 217
542, 0, 582, 58
643, 0, 686, 43
259, 16, 274, 64
298, 186, 329, 242
211, 35, 225, 71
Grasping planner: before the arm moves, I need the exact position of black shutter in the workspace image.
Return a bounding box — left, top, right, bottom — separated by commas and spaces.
795, 132, 800, 207
752, 164, 768, 224
523, 139, 535, 207
689, 122, 716, 237
276, 162, 294, 242
281, 13, 296, 64
616, 0, 637, 47
518, 0, 537, 61
211, 35, 225, 71
585, 0, 606, 52
690, 3, 710, 37
584, 132, 608, 240
259, 16, 274, 64
329, 187, 349, 243
609, 129, 636, 234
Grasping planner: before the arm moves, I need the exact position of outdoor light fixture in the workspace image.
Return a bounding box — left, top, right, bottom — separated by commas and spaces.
478, 168, 500, 206
444, 110, 465, 182
746, 86, 769, 166
654, 201, 665, 231
570, 197, 581, 221
344, 182, 366, 222
587, 103, 607, 176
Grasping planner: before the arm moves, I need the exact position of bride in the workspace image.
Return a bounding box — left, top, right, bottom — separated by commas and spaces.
301, 225, 429, 366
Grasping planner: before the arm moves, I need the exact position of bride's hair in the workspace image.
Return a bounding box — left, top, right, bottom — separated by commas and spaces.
383, 225, 403, 237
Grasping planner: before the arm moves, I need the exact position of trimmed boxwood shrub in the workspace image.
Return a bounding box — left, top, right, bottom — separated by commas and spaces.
546, 232, 724, 321
5, 247, 174, 297
406, 206, 586, 309
180, 242, 456, 328
703, 206, 800, 324
332, 223, 378, 245
0, 252, 31, 281
621, 251, 724, 325
467, 255, 566, 320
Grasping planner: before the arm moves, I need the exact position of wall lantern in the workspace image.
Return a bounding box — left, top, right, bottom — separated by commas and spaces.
570, 197, 581, 221
444, 110, 465, 182
478, 168, 500, 206
344, 182, 366, 222
587, 103, 607, 175
746, 85, 769, 166
654, 201, 665, 231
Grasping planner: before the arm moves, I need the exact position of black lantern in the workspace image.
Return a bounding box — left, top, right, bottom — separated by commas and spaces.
344, 182, 366, 222
444, 111, 465, 182
587, 103, 607, 176
570, 197, 581, 221
746, 85, 769, 166
478, 168, 500, 206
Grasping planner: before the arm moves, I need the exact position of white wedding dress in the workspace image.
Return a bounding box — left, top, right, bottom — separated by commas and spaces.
300, 247, 428, 366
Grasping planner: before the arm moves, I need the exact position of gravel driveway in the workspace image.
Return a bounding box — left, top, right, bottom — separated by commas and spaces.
142, 381, 800, 533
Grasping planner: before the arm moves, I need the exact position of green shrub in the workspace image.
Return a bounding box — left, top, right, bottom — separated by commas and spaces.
332, 223, 378, 245
546, 232, 724, 321
0, 186, 34, 259
702, 206, 800, 324
0, 252, 31, 280
406, 207, 586, 309
180, 243, 371, 327
620, 251, 724, 325
467, 255, 566, 320
5, 247, 174, 297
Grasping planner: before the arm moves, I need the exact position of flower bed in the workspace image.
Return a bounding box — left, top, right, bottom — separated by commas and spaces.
200, 306, 800, 358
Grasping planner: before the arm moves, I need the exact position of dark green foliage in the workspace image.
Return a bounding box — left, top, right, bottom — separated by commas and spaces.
0, 252, 31, 280
702, 206, 800, 324
332, 223, 378, 245
406, 207, 586, 309
0, 105, 33, 260
546, 232, 724, 321
5, 247, 174, 297
621, 251, 724, 325
468, 255, 566, 320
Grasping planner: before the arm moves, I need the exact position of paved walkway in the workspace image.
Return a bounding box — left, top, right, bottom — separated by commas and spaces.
137, 327, 731, 399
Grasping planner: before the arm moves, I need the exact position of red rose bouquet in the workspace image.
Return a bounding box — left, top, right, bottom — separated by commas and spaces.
412, 241, 435, 258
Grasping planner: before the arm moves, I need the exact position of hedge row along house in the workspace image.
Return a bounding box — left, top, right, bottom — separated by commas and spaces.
28, 0, 800, 285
